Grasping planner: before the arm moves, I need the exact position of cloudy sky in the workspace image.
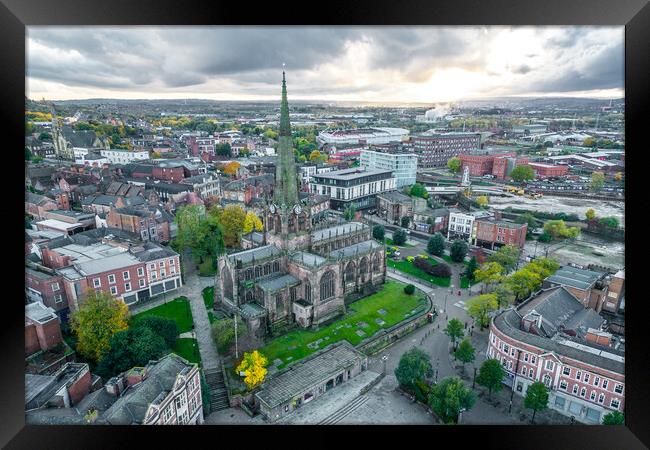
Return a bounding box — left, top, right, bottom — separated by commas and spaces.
26, 26, 624, 103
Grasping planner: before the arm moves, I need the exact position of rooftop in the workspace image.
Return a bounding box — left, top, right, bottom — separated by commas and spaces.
312, 222, 367, 242
227, 245, 282, 266
76, 252, 141, 276
329, 240, 382, 259
258, 273, 301, 293
35, 219, 84, 231
546, 266, 603, 291
313, 168, 392, 181
255, 341, 364, 408
25, 302, 59, 324
290, 251, 327, 268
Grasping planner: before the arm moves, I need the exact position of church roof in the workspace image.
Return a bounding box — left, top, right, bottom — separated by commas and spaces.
312, 222, 367, 242
227, 244, 282, 266
329, 240, 382, 259
290, 251, 327, 268
258, 274, 301, 293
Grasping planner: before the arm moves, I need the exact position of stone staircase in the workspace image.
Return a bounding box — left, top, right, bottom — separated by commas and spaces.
204, 368, 230, 412
318, 394, 369, 425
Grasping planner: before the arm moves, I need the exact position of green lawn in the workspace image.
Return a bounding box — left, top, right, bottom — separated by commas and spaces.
198, 256, 217, 277
387, 258, 451, 287
202, 286, 214, 309
132, 297, 194, 333
258, 281, 427, 370
460, 276, 477, 289
385, 238, 414, 248
171, 338, 202, 364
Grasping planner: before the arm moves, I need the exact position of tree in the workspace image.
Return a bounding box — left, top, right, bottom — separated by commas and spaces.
236, 350, 268, 390
583, 137, 597, 147
372, 225, 385, 241
510, 165, 535, 182
476, 358, 505, 399
215, 143, 232, 156
476, 196, 489, 208
173, 205, 210, 262
524, 381, 549, 424
242, 211, 264, 234
474, 262, 504, 293
450, 240, 468, 263
309, 150, 327, 164
602, 411, 625, 425
211, 316, 246, 354
599, 216, 619, 230
431, 263, 452, 278
427, 233, 445, 256
70, 290, 129, 362
444, 318, 464, 349
401, 216, 411, 228
404, 284, 416, 295
466, 294, 499, 329
392, 228, 407, 246
394, 347, 433, 391
543, 220, 580, 240
447, 157, 462, 174
590, 171, 605, 191
465, 257, 479, 282
32, 155, 43, 163
488, 244, 521, 273
25, 147, 32, 161
506, 267, 542, 301
454, 339, 475, 369
516, 212, 538, 230
538, 231, 552, 243
493, 284, 516, 309
38, 132, 52, 141
222, 161, 241, 176
132, 316, 179, 348
614, 172, 623, 182
526, 257, 560, 280
410, 183, 429, 199
428, 377, 476, 424
343, 204, 356, 221
219, 205, 247, 247
585, 208, 597, 221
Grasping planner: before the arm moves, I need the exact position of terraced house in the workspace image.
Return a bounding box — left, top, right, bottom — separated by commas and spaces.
215, 71, 386, 337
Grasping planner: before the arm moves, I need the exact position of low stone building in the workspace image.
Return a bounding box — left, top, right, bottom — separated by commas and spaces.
255, 341, 368, 422
376, 190, 413, 225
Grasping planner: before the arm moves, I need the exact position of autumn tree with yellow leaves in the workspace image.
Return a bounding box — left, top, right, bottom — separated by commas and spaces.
243, 211, 264, 234
70, 290, 129, 362
236, 350, 268, 390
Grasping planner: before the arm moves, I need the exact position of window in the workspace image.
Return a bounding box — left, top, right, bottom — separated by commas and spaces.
610, 398, 620, 410
522, 366, 527, 375
511, 348, 515, 357
161, 269, 166, 277
110, 286, 117, 295
163, 407, 173, 423
108, 274, 116, 284
150, 263, 156, 270
545, 360, 554, 371
93, 278, 101, 288
580, 387, 586, 398
572, 384, 579, 395
590, 391, 596, 401
594, 377, 600, 387
139, 279, 146, 288
492, 335, 496, 344
54, 293, 63, 304
584, 373, 590, 383
543, 374, 552, 387
575, 370, 581, 381
598, 394, 605, 404
602, 380, 608, 390
169, 258, 175, 265
171, 266, 176, 275
507, 360, 513, 370
123, 271, 130, 281
138, 267, 144, 277
555, 396, 566, 409
125, 283, 131, 292
524, 353, 529, 362
159, 261, 165, 268
563, 367, 571, 376
529, 369, 534, 378
614, 384, 623, 394
51, 283, 60, 292
559, 380, 568, 391
531, 356, 536, 364
152, 272, 157, 280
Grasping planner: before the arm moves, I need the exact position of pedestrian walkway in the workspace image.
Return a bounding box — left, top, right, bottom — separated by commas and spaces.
184, 273, 220, 370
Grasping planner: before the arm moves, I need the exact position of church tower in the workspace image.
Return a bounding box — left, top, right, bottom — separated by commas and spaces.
265, 70, 311, 251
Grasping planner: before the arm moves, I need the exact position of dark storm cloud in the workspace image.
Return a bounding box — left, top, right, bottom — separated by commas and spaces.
511, 64, 532, 74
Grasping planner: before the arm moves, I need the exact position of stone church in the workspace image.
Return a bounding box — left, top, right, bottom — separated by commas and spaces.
215, 72, 386, 336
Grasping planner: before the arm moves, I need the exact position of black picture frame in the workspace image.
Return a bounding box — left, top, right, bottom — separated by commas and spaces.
2, 0, 647, 447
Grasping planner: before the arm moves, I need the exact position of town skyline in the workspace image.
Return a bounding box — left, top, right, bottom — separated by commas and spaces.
27, 26, 624, 103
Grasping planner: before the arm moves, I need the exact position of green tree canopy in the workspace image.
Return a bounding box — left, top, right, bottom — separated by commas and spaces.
510, 165, 535, 182
524, 381, 549, 424
493, 284, 516, 309
602, 411, 624, 425
215, 143, 232, 156
392, 228, 408, 246
454, 338, 475, 366
476, 358, 505, 398
444, 318, 465, 348
25, 147, 32, 161
543, 220, 580, 240
585, 208, 597, 221
474, 261, 504, 292
450, 240, 468, 263
488, 244, 521, 273
394, 347, 434, 391
447, 157, 462, 174
466, 294, 499, 329
590, 171, 605, 191
464, 257, 479, 282
427, 233, 445, 256
428, 377, 476, 424
96, 326, 168, 378
401, 216, 411, 228
211, 316, 246, 354
132, 316, 178, 348
372, 225, 385, 241
410, 183, 429, 199
343, 204, 357, 221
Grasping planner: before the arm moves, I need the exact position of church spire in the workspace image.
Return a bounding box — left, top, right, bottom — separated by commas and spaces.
273, 68, 300, 208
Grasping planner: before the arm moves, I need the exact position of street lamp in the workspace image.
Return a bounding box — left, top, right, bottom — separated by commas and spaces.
382, 355, 389, 375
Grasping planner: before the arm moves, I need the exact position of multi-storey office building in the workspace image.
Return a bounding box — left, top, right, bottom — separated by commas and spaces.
359, 150, 418, 188
447, 210, 493, 242
309, 168, 396, 211
411, 132, 481, 168
100, 149, 150, 165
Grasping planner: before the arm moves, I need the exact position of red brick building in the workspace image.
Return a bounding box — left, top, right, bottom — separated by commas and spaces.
474, 219, 527, 249
492, 156, 530, 179
26, 192, 58, 220
458, 153, 530, 180
25, 302, 63, 356
527, 162, 569, 178
152, 165, 185, 183
25, 266, 69, 316
106, 205, 173, 243
459, 154, 502, 176
488, 287, 624, 425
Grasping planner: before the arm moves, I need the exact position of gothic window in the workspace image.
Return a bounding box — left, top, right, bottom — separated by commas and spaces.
222, 267, 234, 300
373, 254, 381, 272
267, 216, 274, 231
320, 271, 335, 301
264, 263, 270, 275
246, 290, 253, 303
255, 266, 261, 278
273, 261, 280, 272
290, 287, 296, 302
359, 257, 369, 275
275, 294, 282, 311
345, 261, 356, 283
305, 281, 311, 303
245, 268, 253, 280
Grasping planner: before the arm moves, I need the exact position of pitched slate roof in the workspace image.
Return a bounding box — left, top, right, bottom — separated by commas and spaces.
329, 240, 382, 259
546, 266, 602, 291
258, 274, 301, 293
312, 222, 367, 242
227, 244, 282, 266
